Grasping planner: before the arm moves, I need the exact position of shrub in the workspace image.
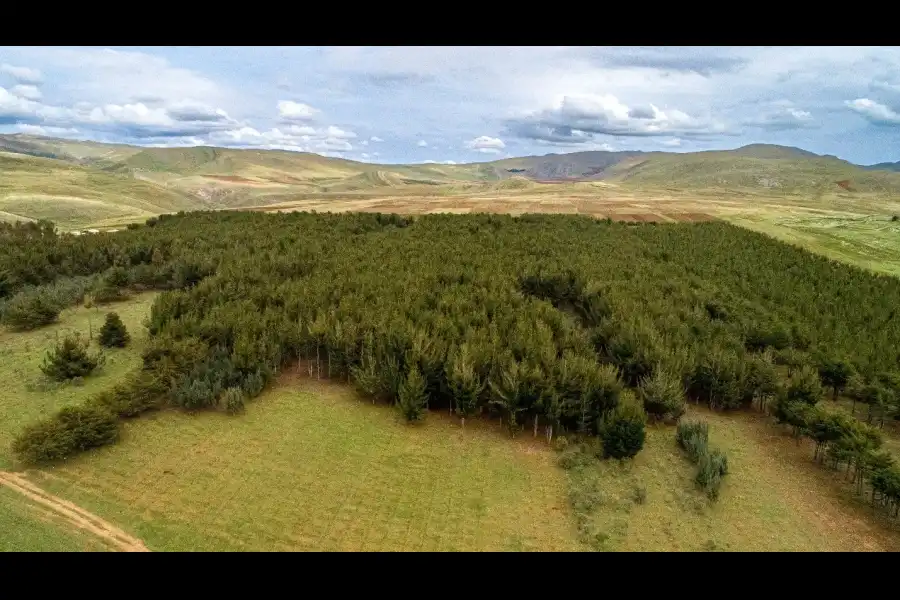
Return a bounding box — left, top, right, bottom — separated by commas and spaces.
1, 292, 60, 330
222, 387, 246, 415
598, 393, 647, 459
98, 312, 130, 348
12, 405, 119, 464
677, 420, 729, 500
89, 371, 167, 418
397, 365, 428, 422
40, 334, 103, 381
696, 449, 729, 499
638, 368, 686, 422
676, 420, 709, 462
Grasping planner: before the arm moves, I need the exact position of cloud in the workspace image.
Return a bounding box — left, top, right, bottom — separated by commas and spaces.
744, 102, 816, 131
465, 135, 506, 154
423, 159, 457, 164
660, 138, 682, 147
595, 48, 748, 76
417, 140, 428, 147
0, 86, 241, 138
10, 84, 41, 101
204, 124, 357, 153
277, 100, 319, 122
506, 94, 729, 145
846, 98, 900, 126
370, 136, 384, 142
1, 63, 42, 84
15, 124, 79, 137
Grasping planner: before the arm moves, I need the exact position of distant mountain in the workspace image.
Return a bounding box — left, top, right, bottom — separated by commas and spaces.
865, 161, 900, 172
4, 134, 900, 230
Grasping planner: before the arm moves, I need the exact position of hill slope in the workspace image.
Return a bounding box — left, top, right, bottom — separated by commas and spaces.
3, 134, 900, 229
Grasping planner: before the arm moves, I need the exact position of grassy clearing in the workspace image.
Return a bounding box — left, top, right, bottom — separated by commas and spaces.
0, 293, 156, 469
561, 406, 900, 552
0, 485, 111, 552
25, 376, 580, 552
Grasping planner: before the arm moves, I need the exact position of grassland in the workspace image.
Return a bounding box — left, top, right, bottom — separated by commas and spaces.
0, 292, 156, 470
565, 406, 900, 552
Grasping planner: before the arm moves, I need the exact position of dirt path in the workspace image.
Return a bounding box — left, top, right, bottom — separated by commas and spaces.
0, 471, 150, 552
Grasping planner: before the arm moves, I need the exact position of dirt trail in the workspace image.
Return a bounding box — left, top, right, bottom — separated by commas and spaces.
0, 471, 150, 552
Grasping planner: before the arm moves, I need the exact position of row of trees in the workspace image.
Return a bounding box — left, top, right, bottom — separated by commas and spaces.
9, 211, 900, 470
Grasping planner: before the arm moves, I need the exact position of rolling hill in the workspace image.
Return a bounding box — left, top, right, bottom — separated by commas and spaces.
2, 133, 900, 231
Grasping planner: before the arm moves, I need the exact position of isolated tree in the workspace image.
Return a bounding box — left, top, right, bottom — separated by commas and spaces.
98, 312, 130, 348
598, 394, 647, 459
41, 334, 103, 381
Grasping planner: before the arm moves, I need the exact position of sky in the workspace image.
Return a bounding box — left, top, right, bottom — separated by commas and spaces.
1, 46, 899, 166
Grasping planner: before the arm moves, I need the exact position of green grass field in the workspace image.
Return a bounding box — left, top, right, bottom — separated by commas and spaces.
0, 293, 156, 470
26, 378, 580, 552
564, 407, 900, 552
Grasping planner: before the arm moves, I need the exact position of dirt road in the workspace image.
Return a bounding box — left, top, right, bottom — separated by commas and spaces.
0, 471, 149, 552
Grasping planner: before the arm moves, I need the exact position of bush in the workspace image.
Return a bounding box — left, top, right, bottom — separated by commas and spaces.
598, 394, 647, 459
638, 368, 686, 422
398, 365, 428, 422
12, 405, 119, 464
677, 420, 729, 500
696, 449, 729, 499
98, 312, 130, 348
222, 387, 246, 415
1, 292, 60, 330
676, 420, 709, 462
40, 334, 103, 381
88, 371, 167, 418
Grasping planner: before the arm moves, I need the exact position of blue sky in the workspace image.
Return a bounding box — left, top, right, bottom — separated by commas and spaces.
1, 46, 899, 165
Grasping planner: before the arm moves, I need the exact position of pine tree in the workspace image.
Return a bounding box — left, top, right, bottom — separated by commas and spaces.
41, 334, 103, 381
98, 312, 130, 348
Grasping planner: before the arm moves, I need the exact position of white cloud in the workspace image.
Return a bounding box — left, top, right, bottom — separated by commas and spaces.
661, 138, 682, 147
423, 159, 457, 164
1, 63, 42, 84
846, 98, 900, 125
465, 135, 506, 154
507, 94, 729, 144
370, 136, 384, 142
277, 100, 319, 121
205, 123, 357, 154
10, 84, 41, 101
417, 140, 428, 147
15, 124, 79, 136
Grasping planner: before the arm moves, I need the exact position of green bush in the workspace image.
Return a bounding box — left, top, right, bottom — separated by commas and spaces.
1, 292, 60, 330
222, 387, 246, 415
676, 420, 729, 500
398, 365, 428, 422
40, 334, 104, 381
598, 394, 647, 459
98, 312, 130, 348
696, 448, 729, 499
88, 371, 167, 418
12, 405, 120, 464
638, 368, 686, 422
